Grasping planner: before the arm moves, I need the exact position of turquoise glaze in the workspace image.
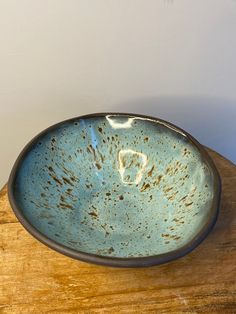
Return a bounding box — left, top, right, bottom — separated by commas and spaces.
10, 114, 219, 264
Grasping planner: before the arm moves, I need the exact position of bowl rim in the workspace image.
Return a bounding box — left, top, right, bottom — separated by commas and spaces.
8, 112, 221, 267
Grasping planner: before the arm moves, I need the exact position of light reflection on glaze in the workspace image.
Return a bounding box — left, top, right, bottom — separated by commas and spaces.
106, 115, 135, 129
118, 149, 148, 185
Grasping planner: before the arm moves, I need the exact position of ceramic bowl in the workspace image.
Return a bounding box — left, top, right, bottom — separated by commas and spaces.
8, 113, 221, 267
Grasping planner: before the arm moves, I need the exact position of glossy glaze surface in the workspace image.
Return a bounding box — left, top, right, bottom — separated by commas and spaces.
10, 114, 219, 262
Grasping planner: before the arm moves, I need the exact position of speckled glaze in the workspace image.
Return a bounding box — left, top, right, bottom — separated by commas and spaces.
8, 113, 221, 267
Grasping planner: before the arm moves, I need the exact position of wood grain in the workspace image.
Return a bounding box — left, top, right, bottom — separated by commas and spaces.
0, 149, 235, 314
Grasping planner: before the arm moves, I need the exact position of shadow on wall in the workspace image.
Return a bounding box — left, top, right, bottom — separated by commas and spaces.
114, 96, 235, 164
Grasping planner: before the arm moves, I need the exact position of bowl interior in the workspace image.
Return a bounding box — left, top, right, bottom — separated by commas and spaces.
12, 115, 216, 258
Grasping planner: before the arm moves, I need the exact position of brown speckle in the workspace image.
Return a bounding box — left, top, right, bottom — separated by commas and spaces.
89, 145, 96, 157
185, 202, 193, 207
95, 162, 102, 170
165, 167, 170, 174
140, 182, 151, 192
147, 165, 154, 177
164, 187, 173, 193
154, 175, 163, 186
60, 195, 66, 202
51, 176, 63, 186
119, 195, 124, 200
88, 211, 98, 218
180, 195, 188, 202
59, 203, 73, 209
62, 177, 74, 186
108, 247, 114, 254
167, 191, 178, 201
161, 233, 170, 238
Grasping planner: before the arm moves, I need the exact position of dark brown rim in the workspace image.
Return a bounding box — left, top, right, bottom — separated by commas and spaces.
8, 112, 221, 268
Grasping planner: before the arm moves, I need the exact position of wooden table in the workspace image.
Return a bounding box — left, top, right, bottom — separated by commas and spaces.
0, 148, 235, 313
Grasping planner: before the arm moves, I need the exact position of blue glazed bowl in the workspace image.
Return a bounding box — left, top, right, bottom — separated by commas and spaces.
8, 113, 221, 267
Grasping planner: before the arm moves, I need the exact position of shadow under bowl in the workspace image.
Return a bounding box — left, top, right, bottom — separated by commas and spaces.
8, 113, 221, 267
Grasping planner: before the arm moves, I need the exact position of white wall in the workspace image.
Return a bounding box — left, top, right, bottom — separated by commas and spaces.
0, 0, 236, 188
